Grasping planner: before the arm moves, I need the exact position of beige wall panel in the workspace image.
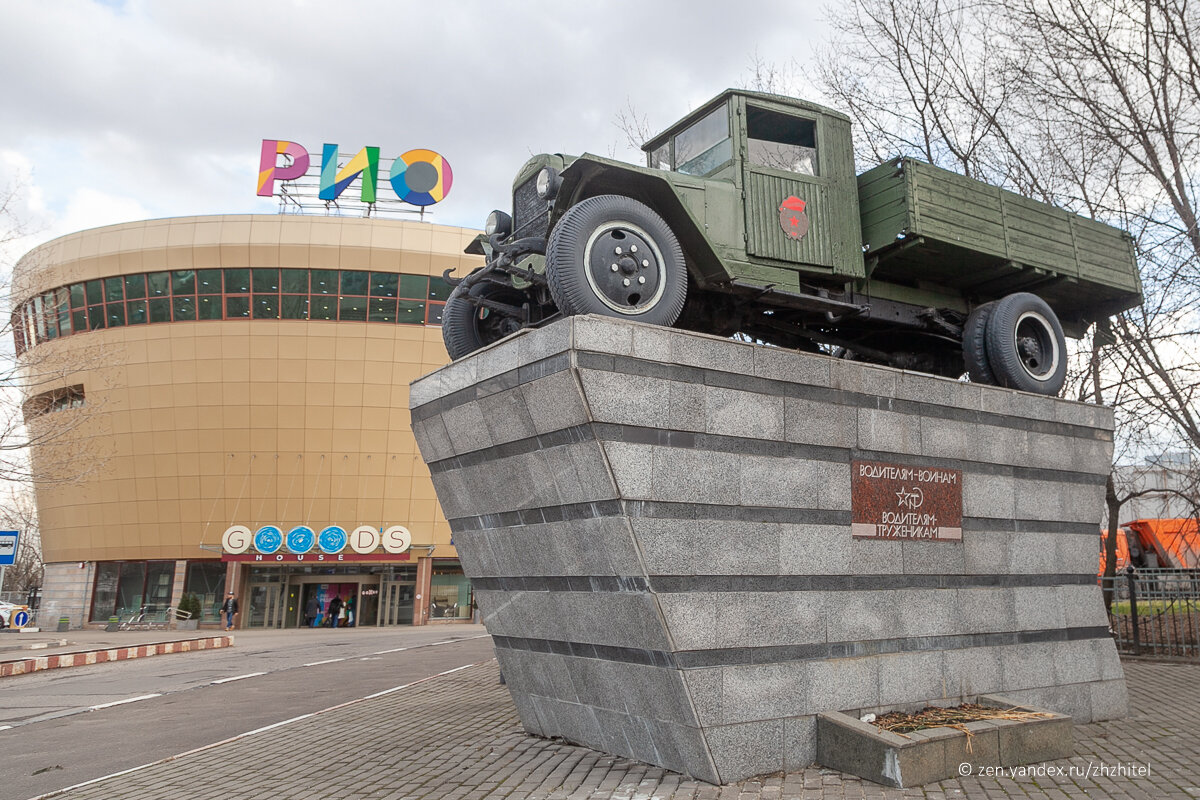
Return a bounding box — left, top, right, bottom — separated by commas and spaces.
18, 216, 466, 563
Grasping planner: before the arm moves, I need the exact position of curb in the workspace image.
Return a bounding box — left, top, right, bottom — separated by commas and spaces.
0, 636, 234, 677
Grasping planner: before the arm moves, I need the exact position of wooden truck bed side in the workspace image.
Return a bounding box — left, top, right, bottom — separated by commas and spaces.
858, 157, 1142, 331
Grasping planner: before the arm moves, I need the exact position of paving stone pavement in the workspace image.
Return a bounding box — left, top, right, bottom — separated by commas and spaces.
45, 658, 1199, 800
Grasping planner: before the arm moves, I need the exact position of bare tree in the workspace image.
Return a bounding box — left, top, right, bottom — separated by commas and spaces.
818, 0, 1200, 602
0, 183, 114, 489
0, 485, 41, 594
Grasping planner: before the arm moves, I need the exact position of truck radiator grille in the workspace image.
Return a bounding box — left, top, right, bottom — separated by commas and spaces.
511, 177, 550, 239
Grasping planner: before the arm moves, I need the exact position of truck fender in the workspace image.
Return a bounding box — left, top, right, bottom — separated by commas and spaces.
550, 157, 728, 287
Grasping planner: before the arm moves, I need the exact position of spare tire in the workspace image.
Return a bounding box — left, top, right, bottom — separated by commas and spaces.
984, 292, 1067, 395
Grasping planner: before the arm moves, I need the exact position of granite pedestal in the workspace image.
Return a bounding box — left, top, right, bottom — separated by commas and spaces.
409, 315, 1126, 784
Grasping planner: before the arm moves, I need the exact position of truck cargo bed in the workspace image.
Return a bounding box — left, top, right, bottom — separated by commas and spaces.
858, 157, 1142, 332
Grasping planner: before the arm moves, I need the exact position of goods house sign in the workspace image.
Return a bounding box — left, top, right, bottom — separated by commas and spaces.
850, 460, 963, 542
220, 524, 413, 562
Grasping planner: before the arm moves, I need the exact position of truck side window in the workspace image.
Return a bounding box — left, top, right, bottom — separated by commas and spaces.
648, 143, 670, 171
673, 104, 731, 176
747, 106, 817, 176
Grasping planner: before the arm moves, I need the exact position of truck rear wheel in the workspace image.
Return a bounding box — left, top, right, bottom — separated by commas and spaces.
962, 301, 998, 385
984, 292, 1067, 395
442, 282, 526, 360
546, 195, 687, 326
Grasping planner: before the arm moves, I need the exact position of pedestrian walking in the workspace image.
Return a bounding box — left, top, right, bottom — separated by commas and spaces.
327, 595, 343, 629
304, 594, 319, 627
220, 591, 239, 631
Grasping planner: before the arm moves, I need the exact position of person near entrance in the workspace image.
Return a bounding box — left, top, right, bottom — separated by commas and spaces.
304, 594, 319, 627
220, 591, 239, 631
327, 595, 343, 628
345, 594, 356, 627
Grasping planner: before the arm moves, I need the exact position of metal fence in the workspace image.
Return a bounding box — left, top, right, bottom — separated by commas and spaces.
1101, 567, 1200, 659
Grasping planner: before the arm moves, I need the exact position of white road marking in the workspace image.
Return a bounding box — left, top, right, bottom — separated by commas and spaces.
363, 662, 476, 699
210, 671, 266, 685
242, 714, 314, 736
370, 633, 487, 656
28, 659, 494, 800
88, 693, 161, 711
0, 725, 12, 731
302, 658, 346, 667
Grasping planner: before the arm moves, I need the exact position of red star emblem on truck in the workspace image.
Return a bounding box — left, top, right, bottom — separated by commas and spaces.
778, 196, 810, 240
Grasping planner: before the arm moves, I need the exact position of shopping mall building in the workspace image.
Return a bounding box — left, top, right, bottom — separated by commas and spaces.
12, 214, 481, 630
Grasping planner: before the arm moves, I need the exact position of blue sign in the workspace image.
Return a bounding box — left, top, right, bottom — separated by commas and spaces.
287, 526, 315, 553
0, 531, 18, 566
11, 609, 29, 628
318, 526, 347, 554
253, 526, 283, 554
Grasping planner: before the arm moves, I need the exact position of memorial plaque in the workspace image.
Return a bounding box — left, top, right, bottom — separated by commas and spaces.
851, 460, 963, 541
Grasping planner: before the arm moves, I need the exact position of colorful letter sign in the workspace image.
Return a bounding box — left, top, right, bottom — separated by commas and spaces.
390, 149, 453, 206
258, 140, 452, 206
257, 140, 311, 197
320, 145, 380, 203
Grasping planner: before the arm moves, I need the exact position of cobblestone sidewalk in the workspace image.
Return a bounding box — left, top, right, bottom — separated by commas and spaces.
45, 659, 1200, 800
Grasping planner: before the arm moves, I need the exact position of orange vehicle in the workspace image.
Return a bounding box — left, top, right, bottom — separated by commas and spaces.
1099, 518, 1200, 574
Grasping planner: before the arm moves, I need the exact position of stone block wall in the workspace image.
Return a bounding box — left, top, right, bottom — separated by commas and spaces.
410, 315, 1126, 784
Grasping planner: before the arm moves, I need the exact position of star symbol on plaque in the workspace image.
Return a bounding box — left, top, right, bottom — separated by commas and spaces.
895, 486, 924, 509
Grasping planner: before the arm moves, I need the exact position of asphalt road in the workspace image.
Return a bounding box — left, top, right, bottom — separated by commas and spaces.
0, 626, 495, 800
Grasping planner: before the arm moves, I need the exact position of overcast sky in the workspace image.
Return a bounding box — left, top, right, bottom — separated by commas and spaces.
0, 0, 831, 255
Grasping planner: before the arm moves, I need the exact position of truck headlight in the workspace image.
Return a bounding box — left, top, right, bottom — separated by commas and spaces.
485, 210, 512, 237
536, 167, 562, 200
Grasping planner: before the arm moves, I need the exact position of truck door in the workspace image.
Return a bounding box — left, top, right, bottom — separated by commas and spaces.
741, 102, 864, 279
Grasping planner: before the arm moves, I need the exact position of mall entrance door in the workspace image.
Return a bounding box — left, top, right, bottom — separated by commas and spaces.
379, 570, 416, 625
286, 577, 381, 628
247, 583, 285, 628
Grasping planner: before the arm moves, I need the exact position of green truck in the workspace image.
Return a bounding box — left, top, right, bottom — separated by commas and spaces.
444, 89, 1142, 396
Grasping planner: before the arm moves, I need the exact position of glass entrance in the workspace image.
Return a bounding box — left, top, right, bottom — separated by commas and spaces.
379, 575, 415, 625
248, 583, 285, 628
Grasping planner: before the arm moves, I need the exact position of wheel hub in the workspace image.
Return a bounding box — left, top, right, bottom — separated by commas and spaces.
1013, 310, 1058, 379
584, 223, 665, 313
1018, 335, 1043, 367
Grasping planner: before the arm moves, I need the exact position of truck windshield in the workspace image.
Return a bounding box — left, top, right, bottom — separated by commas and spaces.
674, 104, 731, 176
747, 106, 817, 176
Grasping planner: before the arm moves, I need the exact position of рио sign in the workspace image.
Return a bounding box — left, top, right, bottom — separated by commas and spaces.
850, 460, 963, 542
221, 524, 412, 561
257, 140, 453, 207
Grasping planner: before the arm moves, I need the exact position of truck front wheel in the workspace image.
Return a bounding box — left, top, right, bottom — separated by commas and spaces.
546, 195, 687, 326
984, 292, 1067, 395
442, 282, 526, 360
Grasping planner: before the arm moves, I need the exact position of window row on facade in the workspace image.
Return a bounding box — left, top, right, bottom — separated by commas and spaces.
91, 560, 226, 623
14, 268, 455, 353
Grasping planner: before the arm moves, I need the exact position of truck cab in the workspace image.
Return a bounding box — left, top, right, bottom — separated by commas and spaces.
640, 90, 864, 285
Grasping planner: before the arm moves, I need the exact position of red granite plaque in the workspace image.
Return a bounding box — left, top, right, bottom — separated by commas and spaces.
851, 460, 963, 541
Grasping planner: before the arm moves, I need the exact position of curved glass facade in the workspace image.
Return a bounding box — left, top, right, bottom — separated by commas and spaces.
13, 267, 453, 354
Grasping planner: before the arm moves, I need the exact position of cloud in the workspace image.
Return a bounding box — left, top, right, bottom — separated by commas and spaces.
57, 187, 152, 239
0, 0, 830, 237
